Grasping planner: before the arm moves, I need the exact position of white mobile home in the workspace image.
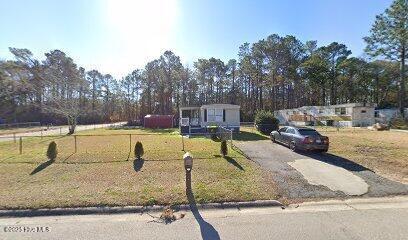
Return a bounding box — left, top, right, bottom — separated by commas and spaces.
179, 104, 240, 134
274, 103, 376, 127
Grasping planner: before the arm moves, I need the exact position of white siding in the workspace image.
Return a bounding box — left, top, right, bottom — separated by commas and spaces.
352, 107, 375, 127
225, 109, 240, 126
200, 105, 240, 127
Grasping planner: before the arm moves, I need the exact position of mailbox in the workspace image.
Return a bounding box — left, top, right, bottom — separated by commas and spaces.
183, 152, 193, 171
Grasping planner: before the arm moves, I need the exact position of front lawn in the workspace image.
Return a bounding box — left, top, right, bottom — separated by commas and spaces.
0, 128, 277, 209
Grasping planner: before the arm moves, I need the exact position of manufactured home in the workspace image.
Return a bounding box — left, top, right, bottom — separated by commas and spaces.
275, 103, 376, 127
179, 104, 240, 135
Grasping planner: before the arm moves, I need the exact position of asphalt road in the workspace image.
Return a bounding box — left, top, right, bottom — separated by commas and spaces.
0, 122, 126, 142
235, 140, 408, 200
1, 197, 407, 240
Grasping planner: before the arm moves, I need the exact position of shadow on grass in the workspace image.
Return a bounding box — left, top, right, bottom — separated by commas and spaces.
186, 171, 220, 240
213, 154, 244, 171
30, 159, 54, 175
233, 131, 268, 141
224, 156, 244, 171
133, 158, 145, 172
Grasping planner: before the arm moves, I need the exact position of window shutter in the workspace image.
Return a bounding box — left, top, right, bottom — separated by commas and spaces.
204, 109, 207, 122
223, 109, 226, 122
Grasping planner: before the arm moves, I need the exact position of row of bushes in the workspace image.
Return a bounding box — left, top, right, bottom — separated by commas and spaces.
45, 140, 229, 161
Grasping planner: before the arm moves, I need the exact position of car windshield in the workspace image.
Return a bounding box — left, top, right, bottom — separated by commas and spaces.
298, 129, 321, 136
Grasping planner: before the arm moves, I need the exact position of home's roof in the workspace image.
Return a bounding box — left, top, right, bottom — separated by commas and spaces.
275, 102, 376, 112
180, 104, 240, 110
201, 104, 240, 109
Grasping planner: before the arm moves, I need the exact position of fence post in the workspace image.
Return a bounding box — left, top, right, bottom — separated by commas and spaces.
181, 135, 185, 151
230, 129, 233, 148
74, 135, 77, 153
19, 137, 22, 154
13, 133, 16, 143
129, 134, 132, 152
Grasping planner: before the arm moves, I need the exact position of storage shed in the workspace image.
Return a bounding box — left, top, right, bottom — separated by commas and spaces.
144, 115, 174, 128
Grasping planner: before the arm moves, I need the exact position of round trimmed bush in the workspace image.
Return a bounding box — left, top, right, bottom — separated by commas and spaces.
134, 141, 144, 160
254, 110, 279, 135
46, 141, 58, 161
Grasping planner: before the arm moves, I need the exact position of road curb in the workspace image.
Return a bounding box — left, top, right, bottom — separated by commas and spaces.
0, 200, 283, 218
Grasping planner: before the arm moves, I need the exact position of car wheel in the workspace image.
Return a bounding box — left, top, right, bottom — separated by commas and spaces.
289, 142, 297, 152
271, 136, 276, 143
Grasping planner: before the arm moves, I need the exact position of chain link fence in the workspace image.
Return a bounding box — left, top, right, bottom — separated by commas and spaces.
0, 133, 187, 163
0, 124, 244, 164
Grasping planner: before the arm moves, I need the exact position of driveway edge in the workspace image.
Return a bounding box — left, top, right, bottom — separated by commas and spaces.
0, 200, 283, 218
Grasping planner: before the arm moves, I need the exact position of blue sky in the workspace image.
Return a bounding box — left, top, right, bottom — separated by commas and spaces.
0, 0, 392, 78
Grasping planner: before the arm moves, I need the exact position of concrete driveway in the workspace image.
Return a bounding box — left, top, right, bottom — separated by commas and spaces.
235, 140, 408, 200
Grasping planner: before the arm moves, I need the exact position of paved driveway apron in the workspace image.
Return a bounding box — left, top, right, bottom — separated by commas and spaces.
235, 140, 408, 199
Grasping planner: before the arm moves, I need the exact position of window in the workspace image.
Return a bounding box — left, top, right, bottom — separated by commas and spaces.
278, 127, 287, 133
374, 111, 379, 118
180, 118, 189, 126
207, 108, 224, 122
181, 110, 191, 118
318, 109, 324, 114
298, 129, 320, 136
335, 107, 346, 115
361, 110, 366, 113
286, 128, 296, 134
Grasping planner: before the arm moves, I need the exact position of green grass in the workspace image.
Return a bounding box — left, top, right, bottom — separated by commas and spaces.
0, 128, 277, 209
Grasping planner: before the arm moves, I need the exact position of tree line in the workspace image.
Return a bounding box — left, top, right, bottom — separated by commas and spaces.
0, 0, 406, 130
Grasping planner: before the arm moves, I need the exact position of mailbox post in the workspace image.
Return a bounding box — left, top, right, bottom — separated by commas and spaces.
183, 152, 193, 172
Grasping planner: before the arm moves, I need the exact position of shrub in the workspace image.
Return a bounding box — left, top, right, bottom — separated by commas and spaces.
254, 110, 279, 134
390, 117, 408, 130
220, 140, 228, 156
46, 141, 58, 161
134, 141, 144, 160
207, 125, 219, 141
